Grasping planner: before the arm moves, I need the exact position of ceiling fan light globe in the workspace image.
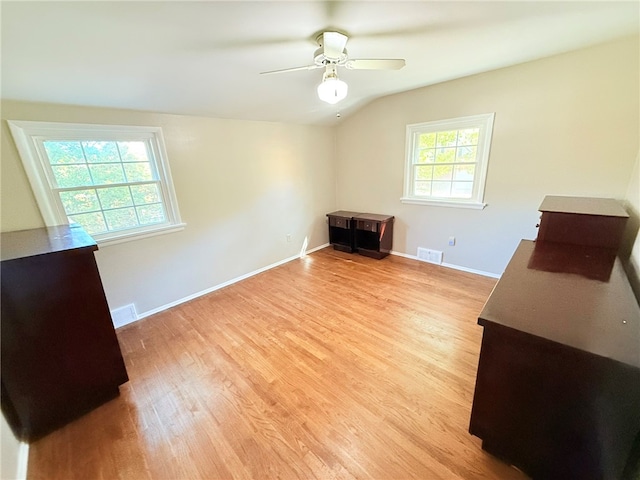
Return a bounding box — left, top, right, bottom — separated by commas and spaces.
317, 78, 348, 104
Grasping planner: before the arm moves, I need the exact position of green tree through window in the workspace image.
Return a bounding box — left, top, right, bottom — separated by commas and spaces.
43, 140, 167, 235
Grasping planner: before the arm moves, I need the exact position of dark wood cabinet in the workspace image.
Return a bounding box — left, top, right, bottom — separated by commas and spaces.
1, 225, 129, 441
469, 197, 640, 479
354, 214, 394, 259
537, 195, 628, 250
327, 211, 360, 253
327, 212, 395, 259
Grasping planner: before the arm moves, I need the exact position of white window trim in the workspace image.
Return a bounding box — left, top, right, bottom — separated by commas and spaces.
401, 113, 495, 209
8, 120, 185, 246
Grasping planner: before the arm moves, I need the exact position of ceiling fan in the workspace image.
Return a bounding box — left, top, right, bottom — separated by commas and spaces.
260, 31, 406, 105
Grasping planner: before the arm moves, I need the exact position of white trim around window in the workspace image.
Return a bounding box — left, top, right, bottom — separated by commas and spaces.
401, 113, 495, 209
8, 120, 185, 246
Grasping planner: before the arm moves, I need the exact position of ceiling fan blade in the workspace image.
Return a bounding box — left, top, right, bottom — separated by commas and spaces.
344, 59, 406, 70
260, 64, 321, 75
323, 31, 348, 59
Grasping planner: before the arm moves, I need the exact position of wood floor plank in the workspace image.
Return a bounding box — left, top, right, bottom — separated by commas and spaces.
27, 247, 528, 479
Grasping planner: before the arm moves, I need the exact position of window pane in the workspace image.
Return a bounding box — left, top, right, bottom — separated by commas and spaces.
417, 149, 435, 164
403, 113, 493, 206
454, 164, 475, 181
414, 181, 431, 196
69, 212, 107, 235
436, 131, 457, 147
59, 189, 100, 214
415, 165, 433, 181
434, 165, 453, 181
432, 181, 452, 197
136, 204, 165, 225
44, 141, 84, 165
418, 133, 436, 148
130, 184, 161, 205
104, 207, 138, 231
456, 146, 477, 163
451, 181, 473, 198
118, 141, 149, 162
89, 163, 126, 185
82, 141, 120, 163
98, 186, 133, 209
435, 148, 455, 163
457, 128, 479, 146
51, 165, 92, 187
124, 163, 153, 182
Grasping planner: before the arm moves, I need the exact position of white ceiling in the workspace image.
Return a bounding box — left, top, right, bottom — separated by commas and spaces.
2, 1, 638, 126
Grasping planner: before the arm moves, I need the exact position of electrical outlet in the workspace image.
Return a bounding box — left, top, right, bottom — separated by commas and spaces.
286, 234, 291, 243
448, 236, 456, 246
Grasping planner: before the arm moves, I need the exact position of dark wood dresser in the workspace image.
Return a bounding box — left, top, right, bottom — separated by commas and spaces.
1, 224, 129, 441
469, 196, 640, 480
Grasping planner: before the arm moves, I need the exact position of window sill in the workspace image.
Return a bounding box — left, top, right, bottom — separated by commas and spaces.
94, 223, 187, 247
400, 197, 487, 210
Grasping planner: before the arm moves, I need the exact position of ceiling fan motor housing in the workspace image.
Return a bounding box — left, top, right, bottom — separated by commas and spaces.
313, 47, 348, 66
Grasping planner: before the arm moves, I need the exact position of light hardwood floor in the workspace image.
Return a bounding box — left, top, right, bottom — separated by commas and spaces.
27, 247, 527, 479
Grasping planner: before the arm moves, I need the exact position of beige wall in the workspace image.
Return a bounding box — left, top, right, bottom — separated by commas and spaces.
1, 102, 336, 315
627, 152, 640, 259
624, 152, 640, 297
336, 36, 640, 275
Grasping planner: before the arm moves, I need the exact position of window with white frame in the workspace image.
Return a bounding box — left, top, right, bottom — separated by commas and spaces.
402, 113, 495, 209
8, 120, 184, 245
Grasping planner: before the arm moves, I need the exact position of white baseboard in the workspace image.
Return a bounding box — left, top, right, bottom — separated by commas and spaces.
389, 250, 416, 260
441, 261, 501, 279
116, 243, 330, 327
390, 250, 501, 279
17, 442, 29, 480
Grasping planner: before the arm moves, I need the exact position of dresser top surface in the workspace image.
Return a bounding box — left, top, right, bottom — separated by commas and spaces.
479, 240, 640, 368
327, 211, 362, 218
354, 213, 394, 222
539, 196, 628, 218
1, 224, 97, 262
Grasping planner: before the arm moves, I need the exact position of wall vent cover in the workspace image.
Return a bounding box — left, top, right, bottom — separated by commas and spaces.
417, 247, 443, 265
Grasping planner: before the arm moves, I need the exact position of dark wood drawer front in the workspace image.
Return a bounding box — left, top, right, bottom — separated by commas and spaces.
357, 220, 378, 232
329, 216, 350, 229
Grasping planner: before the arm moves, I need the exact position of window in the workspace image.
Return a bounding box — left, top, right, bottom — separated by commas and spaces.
402, 113, 495, 209
8, 120, 184, 245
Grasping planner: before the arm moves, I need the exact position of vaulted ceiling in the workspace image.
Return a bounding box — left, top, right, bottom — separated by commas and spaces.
2, 1, 638, 125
